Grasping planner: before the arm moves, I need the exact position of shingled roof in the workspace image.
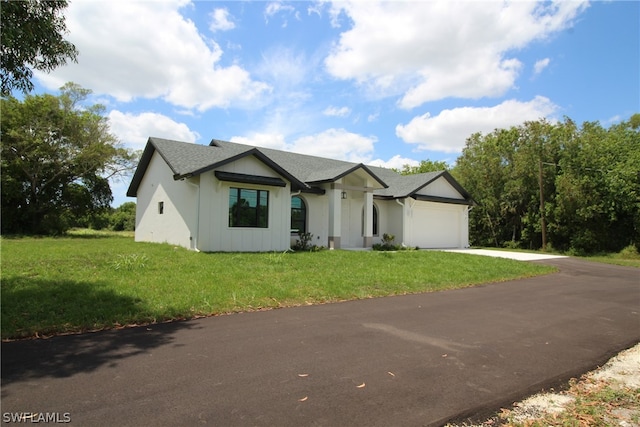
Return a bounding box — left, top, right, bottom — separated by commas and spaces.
211, 139, 387, 187
127, 137, 473, 205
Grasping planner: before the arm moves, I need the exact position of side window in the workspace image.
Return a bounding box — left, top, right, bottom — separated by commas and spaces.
158, 201, 164, 214
373, 204, 378, 236
362, 203, 379, 236
229, 188, 269, 228
291, 196, 306, 234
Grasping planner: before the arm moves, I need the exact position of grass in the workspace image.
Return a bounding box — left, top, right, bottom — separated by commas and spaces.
581, 245, 640, 268
1, 232, 556, 340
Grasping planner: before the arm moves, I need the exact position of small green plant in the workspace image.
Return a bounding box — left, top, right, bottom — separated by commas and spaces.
619, 244, 640, 259
267, 250, 291, 265
373, 233, 402, 251
292, 232, 323, 252
113, 254, 148, 270
502, 240, 520, 250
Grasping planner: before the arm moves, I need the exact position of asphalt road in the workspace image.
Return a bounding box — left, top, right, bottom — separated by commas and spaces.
2, 258, 639, 426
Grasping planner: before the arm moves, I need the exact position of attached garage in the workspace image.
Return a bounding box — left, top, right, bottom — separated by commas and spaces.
372, 167, 475, 249
407, 201, 466, 248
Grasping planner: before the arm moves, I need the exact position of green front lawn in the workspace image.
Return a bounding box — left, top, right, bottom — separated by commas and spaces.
1, 233, 555, 339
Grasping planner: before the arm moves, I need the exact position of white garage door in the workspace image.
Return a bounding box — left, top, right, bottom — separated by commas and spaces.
410, 203, 461, 248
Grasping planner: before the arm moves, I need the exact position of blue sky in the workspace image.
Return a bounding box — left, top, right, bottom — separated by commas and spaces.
29, 1, 639, 207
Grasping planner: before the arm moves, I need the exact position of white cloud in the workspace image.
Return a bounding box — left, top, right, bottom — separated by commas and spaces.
232, 129, 377, 163
291, 129, 376, 163
395, 96, 558, 153
368, 155, 419, 170
265, 2, 295, 17
323, 106, 351, 117
534, 58, 551, 75
108, 110, 200, 149
256, 46, 313, 90
264, 1, 296, 26
34, 1, 269, 112
325, 1, 588, 108
209, 8, 235, 32
307, 3, 324, 18
251, 46, 323, 133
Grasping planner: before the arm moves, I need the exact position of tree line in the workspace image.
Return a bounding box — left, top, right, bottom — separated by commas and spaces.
452, 117, 640, 254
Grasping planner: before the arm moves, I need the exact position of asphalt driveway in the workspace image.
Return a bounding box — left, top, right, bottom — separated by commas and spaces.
2, 258, 639, 426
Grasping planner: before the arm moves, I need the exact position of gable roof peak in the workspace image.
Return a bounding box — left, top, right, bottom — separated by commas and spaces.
128, 137, 473, 204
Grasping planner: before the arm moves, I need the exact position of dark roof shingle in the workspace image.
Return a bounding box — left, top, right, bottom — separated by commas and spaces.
127, 137, 473, 205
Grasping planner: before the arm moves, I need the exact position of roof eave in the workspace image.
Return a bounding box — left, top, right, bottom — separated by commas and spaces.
309, 164, 388, 188
192, 148, 310, 191
126, 138, 157, 197
410, 194, 475, 206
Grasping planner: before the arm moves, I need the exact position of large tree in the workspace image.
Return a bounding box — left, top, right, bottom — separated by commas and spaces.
1, 83, 136, 235
395, 159, 450, 175
1, 0, 78, 96
551, 118, 640, 252
453, 116, 639, 253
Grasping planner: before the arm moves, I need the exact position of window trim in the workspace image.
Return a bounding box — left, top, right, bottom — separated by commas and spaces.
291, 195, 307, 234
228, 187, 269, 228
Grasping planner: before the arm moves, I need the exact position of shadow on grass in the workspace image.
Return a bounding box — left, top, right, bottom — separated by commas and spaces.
1, 277, 199, 388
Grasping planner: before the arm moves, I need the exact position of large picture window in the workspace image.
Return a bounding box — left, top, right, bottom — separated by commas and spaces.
229, 188, 269, 228
291, 196, 307, 234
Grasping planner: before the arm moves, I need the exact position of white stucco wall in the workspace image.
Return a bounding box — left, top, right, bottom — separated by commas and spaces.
338, 190, 377, 248
290, 192, 328, 248
416, 176, 465, 199
376, 199, 405, 246
134, 151, 198, 249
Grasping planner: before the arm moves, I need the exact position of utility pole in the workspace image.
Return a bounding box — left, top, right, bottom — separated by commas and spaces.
538, 158, 547, 251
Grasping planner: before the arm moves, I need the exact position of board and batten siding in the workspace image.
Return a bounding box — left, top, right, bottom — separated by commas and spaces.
198, 155, 292, 252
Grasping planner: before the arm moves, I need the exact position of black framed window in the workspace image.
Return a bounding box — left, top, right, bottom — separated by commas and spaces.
291, 196, 306, 233
229, 188, 269, 228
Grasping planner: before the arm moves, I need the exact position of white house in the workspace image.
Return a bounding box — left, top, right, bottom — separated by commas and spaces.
126, 137, 475, 252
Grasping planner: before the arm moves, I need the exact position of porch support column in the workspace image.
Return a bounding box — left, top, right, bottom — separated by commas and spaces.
328, 187, 342, 249
363, 191, 373, 248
